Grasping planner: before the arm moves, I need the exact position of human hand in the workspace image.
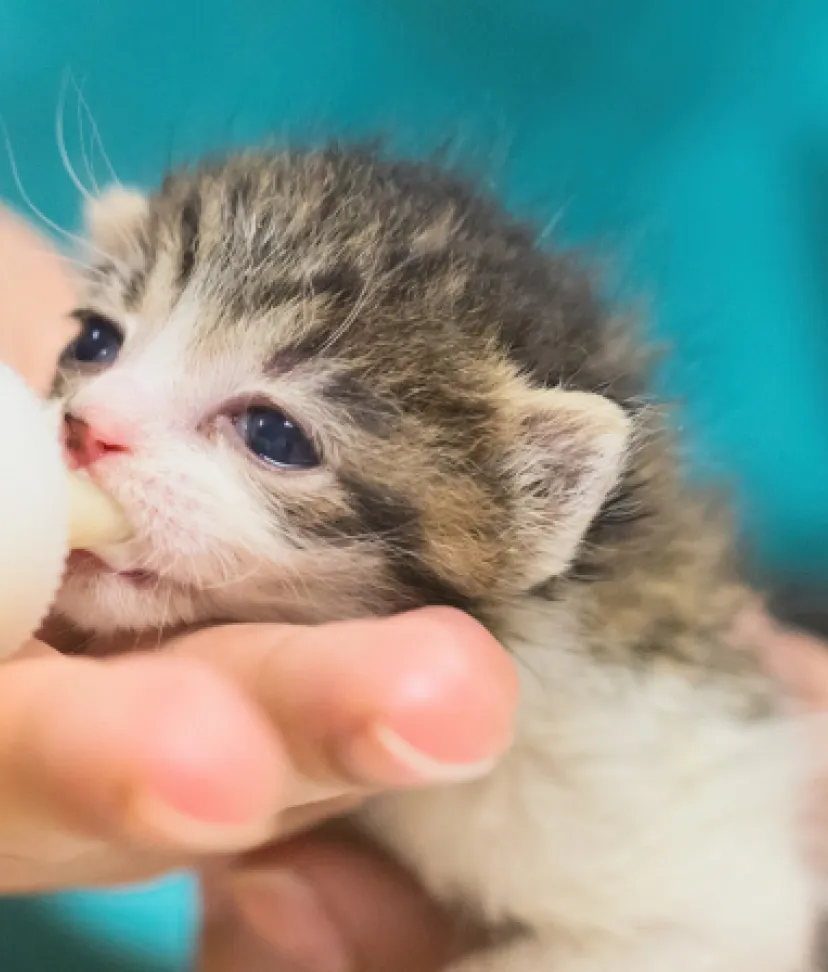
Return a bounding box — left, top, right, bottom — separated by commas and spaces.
737, 605, 828, 710
0, 609, 515, 895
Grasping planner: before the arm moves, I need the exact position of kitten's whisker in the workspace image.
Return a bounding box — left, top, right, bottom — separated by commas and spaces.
319, 239, 428, 357
539, 206, 566, 242
1, 118, 129, 273
322, 522, 414, 545
6, 235, 101, 281
56, 71, 96, 204
197, 555, 268, 593
1, 119, 86, 248
68, 72, 121, 188
149, 573, 174, 649
65, 629, 98, 656
73, 75, 100, 195
318, 250, 381, 355
302, 273, 320, 333
276, 561, 314, 613
285, 554, 318, 604
56, 253, 106, 276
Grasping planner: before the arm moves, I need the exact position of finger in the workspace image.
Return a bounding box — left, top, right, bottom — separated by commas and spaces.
0, 651, 286, 891
768, 631, 828, 708
738, 606, 828, 708
200, 869, 301, 972
0, 208, 78, 393
170, 608, 518, 798
218, 832, 477, 972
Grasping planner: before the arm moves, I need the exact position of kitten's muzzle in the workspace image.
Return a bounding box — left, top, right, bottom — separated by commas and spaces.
63, 413, 130, 470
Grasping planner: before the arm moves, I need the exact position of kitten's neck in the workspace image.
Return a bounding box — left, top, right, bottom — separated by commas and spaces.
493, 486, 765, 693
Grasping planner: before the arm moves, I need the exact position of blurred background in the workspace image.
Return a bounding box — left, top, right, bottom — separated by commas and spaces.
1, 0, 827, 967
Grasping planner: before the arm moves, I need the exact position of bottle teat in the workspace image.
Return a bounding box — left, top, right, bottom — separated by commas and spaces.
66, 470, 131, 549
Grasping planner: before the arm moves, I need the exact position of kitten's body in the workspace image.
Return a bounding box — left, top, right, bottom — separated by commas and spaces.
56, 148, 818, 970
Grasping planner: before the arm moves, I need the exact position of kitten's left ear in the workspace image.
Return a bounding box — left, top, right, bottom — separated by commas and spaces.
84, 186, 149, 258
512, 388, 631, 587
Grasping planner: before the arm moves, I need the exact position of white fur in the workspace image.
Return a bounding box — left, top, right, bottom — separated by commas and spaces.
361, 602, 819, 971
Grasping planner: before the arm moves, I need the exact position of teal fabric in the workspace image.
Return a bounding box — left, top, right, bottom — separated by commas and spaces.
1, 0, 828, 967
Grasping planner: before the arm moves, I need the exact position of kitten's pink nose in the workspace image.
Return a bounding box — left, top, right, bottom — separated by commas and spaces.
63, 414, 130, 469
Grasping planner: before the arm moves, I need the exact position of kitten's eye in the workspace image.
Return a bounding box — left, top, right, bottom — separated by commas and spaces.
63, 312, 123, 367
235, 406, 320, 470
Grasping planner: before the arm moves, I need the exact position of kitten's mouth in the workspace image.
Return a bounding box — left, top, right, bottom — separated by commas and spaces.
65, 550, 165, 589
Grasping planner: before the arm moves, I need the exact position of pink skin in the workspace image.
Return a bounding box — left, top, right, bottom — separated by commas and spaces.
64, 413, 126, 467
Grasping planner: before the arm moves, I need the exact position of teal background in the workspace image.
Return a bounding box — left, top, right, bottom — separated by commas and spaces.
1, 0, 828, 967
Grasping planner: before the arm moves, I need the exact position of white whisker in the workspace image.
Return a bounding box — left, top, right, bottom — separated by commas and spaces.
73, 75, 99, 195
56, 71, 95, 204
1, 118, 85, 248
69, 72, 121, 188
0, 117, 129, 272
318, 251, 380, 355
197, 553, 268, 593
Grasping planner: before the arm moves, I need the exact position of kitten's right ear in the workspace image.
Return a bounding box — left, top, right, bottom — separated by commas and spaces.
511, 388, 631, 588
84, 187, 149, 257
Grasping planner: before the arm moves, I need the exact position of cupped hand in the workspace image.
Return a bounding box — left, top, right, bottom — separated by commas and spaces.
0, 609, 515, 895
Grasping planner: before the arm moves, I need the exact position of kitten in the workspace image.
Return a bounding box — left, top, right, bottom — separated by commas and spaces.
55, 147, 819, 971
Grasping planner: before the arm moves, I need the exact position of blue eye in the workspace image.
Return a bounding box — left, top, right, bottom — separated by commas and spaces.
236, 406, 320, 469
64, 312, 123, 366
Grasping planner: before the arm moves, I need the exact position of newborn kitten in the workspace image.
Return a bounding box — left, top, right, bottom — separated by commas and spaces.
55, 147, 818, 971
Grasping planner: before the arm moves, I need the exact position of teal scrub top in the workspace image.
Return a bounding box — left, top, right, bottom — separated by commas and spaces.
1, 0, 827, 967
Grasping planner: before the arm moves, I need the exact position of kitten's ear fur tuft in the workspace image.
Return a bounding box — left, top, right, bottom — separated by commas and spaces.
512, 388, 631, 587
84, 186, 149, 257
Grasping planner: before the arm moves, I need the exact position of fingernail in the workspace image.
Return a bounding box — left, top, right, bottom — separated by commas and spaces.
127, 794, 275, 853
234, 869, 351, 972
344, 722, 499, 786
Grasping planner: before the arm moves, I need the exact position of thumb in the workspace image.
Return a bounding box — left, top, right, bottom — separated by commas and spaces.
0, 648, 285, 891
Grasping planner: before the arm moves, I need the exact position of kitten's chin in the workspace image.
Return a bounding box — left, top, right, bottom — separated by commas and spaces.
55, 562, 207, 635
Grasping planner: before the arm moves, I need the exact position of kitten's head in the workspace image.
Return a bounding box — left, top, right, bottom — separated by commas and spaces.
56, 148, 639, 634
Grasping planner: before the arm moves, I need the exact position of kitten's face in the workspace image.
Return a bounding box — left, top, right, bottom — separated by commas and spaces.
55, 151, 630, 634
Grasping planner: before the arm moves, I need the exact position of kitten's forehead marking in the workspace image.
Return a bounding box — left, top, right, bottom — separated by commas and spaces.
176, 192, 201, 287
